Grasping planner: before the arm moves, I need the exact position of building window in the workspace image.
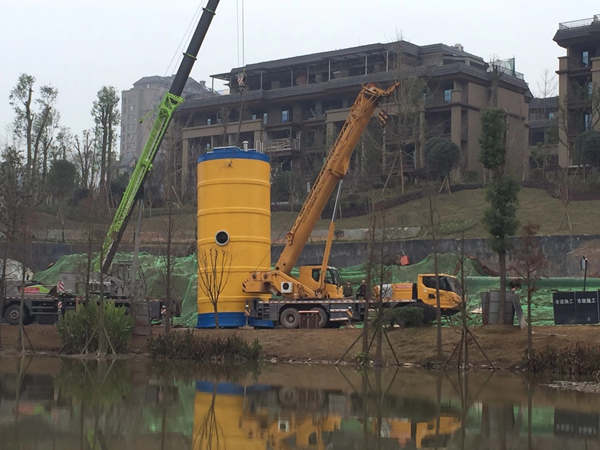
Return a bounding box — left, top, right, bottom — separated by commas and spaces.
281, 108, 291, 123
207, 117, 212, 125
582, 51, 590, 67
588, 82, 594, 98
251, 113, 257, 120
584, 113, 592, 130
443, 89, 452, 104
263, 112, 268, 125
548, 112, 555, 120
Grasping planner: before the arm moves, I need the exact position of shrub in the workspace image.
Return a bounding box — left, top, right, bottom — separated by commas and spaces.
148, 330, 262, 363
381, 306, 427, 328
528, 344, 600, 378
57, 300, 133, 354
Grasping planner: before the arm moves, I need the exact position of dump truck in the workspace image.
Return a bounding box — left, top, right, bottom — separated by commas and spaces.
377, 274, 462, 314
242, 83, 463, 328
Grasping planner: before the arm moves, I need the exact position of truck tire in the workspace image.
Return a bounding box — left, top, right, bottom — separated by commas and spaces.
315, 307, 328, 328
280, 308, 300, 329
4, 304, 27, 326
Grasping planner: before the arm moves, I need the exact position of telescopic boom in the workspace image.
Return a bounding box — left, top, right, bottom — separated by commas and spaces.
101, 0, 220, 273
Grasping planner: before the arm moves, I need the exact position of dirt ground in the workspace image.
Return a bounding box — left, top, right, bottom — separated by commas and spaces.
2, 323, 600, 369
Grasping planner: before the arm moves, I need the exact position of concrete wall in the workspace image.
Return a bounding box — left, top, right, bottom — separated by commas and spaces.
272, 234, 600, 278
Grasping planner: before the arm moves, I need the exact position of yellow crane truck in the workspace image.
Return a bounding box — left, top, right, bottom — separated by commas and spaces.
242, 83, 463, 328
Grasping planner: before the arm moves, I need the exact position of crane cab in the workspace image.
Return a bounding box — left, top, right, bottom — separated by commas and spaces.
297, 265, 344, 298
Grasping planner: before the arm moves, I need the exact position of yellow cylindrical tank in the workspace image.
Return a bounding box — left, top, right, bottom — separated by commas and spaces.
196, 147, 271, 328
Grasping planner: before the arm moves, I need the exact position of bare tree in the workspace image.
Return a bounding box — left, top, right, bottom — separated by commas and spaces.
512, 223, 545, 364
91, 86, 120, 206
193, 387, 225, 450
9, 74, 59, 195
535, 69, 558, 99
74, 129, 96, 191
197, 248, 231, 329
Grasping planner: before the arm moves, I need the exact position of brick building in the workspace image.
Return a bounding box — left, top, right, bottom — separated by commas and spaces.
173, 40, 531, 198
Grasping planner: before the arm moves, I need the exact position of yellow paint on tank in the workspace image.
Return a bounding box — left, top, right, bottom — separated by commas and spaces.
196, 148, 271, 328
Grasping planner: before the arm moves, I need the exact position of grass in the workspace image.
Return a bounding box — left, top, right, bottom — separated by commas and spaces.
292, 187, 600, 239
31, 187, 600, 242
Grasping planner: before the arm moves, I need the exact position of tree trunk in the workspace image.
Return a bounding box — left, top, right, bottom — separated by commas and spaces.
164, 200, 173, 334
99, 111, 108, 198
362, 200, 376, 358
19, 229, 26, 354
527, 284, 532, 364
428, 192, 442, 360
499, 250, 506, 324
25, 86, 33, 180
0, 241, 8, 349
98, 244, 106, 356
399, 147, 405, 194
213, 303, 220, 329
106, 115, 114, 206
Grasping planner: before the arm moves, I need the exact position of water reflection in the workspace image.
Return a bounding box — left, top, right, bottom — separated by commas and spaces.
1, 358, 600, 449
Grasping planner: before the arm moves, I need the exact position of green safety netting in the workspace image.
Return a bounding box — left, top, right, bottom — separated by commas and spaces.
35, 251, 600, 328
35, 252, 200, 327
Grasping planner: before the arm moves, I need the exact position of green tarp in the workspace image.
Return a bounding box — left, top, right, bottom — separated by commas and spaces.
34, 252, 600, 328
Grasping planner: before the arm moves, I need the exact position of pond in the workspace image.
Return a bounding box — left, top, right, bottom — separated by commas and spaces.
1, 357, 599, 449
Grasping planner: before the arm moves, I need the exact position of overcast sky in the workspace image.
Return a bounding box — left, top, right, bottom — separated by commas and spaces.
1, 0, 598, 146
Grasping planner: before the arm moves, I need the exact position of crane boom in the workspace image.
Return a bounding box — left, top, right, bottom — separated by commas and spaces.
275, 83, 399, 274
101, 0, 220, 273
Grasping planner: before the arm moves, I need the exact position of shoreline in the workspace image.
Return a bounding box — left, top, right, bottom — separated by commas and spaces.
2, 323, 600, 373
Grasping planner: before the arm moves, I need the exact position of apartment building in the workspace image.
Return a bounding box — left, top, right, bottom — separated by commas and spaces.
174, 40, 531, 197
120, 75, 214, 167
554, 15, 600, 166
528, 96, 559, 169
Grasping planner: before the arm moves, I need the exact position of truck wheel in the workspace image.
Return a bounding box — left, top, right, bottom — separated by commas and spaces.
4, 304, 25, 326
314, 307, 328, 328
280, 308, 300, 329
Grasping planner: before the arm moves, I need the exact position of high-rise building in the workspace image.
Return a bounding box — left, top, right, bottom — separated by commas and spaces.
120, 76, 214, 167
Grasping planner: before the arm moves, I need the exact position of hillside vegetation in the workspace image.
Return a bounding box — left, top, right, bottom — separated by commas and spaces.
35, 187, 599, 243
273, 187, 598, 240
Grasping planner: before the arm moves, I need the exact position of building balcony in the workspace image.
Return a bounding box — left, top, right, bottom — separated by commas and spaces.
559, 15, 600, 30
182, 119, 263, 139
259, 138, 300, 154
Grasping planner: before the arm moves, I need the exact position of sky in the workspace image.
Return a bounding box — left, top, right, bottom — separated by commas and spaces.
1, 0, 598, 146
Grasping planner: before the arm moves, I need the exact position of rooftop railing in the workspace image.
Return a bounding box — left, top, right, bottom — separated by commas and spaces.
559, 15, 600, 30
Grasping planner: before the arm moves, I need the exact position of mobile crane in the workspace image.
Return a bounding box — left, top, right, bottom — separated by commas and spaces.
242, 83, 462, 328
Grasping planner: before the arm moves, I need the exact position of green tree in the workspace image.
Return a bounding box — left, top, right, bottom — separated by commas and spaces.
480, 109, 507, 175
480, 108, 519, 322
425, 137, 460, 179
575, 130, 600, 168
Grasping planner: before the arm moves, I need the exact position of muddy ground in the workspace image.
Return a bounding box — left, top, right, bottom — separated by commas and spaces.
1, 323, 599, 369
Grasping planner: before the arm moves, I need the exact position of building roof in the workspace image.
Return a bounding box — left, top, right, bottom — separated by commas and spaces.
554, 15, 600, 47
131, 75, 215, 96
178, 61, 530, 112
530, 96, 559, 109
211, 40, 485, 81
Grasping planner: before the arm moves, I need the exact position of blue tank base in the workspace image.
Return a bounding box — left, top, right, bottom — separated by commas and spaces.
196, 312, 274, 329
249, 318, 274, 328
196, 312, 245, 328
